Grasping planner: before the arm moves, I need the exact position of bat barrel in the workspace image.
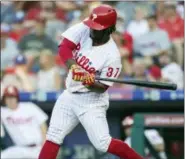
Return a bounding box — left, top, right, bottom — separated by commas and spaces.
95, 77, 177, 90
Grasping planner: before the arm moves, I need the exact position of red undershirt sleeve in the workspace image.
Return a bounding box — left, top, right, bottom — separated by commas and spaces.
58, 38, 77, 64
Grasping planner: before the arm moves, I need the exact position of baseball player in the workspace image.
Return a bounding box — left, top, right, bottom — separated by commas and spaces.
39, 5, 143, 159
122, 116, 167, 159
1, 85, 48, 159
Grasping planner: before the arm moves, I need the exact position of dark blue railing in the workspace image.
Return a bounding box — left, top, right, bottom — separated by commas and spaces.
19, 89, 184, 101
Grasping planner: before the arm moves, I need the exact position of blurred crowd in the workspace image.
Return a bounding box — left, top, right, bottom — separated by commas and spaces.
1, 1, 184, 94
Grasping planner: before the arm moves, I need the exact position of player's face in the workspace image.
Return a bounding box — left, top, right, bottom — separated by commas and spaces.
90, 28, 110, 45
147, 19, 157, 29
5, 96, 18, 110
39, 53, 53, 68
124, 127, 132, 137
90, 29, 105, 40
133, 62, 146, 77
159, 54, 170, 67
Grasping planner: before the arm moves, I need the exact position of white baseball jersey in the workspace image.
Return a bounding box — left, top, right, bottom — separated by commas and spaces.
1, 102, 48, 146
46, 22, 122, 153
62, 22, 122, 93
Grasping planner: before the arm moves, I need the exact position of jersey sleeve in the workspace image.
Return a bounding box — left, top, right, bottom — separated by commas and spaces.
144, 129, 164, 145
99, 58, 122, 86
62, 22, 87, 45
30, 103, 48, 125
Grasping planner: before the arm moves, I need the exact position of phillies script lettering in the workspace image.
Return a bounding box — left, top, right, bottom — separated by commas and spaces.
74, 43, 96, 73
75, 55, 96, 73
6, 116, 33, 124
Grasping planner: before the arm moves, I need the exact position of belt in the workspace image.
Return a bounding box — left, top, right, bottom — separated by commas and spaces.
27, 144, 37, 147
72, 91, 91, 94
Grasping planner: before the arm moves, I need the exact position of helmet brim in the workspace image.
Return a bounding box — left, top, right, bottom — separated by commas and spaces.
83, 18, 107, 30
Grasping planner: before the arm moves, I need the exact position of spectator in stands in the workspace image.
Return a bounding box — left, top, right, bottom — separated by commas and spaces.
1, 70, 5, 98
115, 1, 155, 27
158, 4, 184, 67
112, 12, 133, 76
132, 58, 148, 81
122, 116, 167, 159
37, 49, 62, 92
1, 1, 14, 24
1, 2, 25, 24
127, 7, 149, 39
18, 16, 57, 56
25, 2, 66, 22
45, 19, 67, 45
155, 1, 165, 22
18, 16, 57, 71
176, 1, 184, 19
148, 65, 162, 82
130, 57, 162, 87
26, 1, 68, 44
159, 53, 184, 89
2, 54, 37, 92
9, 11, 28, 42
41, 2, 67, 44
134, 15, 171, 64
1, 23, 19, 70
67, 2, 97, 27
55, 1, 83, 22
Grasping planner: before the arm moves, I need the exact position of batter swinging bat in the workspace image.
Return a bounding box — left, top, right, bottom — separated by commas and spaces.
96, 77, 177, 90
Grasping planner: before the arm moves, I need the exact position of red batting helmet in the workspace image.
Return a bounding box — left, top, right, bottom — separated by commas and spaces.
2, 85, 19, 101
83, 4, 117, 30
122, 116, 134, 127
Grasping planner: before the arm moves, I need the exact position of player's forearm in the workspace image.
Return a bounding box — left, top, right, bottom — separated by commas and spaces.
65, 59, 76, 69
58, 38, 77, 69
86, 81, 109, 93
40, 122, 48, 144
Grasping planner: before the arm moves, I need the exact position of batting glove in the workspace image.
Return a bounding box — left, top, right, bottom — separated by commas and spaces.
82, 73, 95, 87
71, 64, 86, 81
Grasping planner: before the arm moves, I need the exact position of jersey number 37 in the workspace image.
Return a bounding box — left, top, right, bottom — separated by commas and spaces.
106, 67, 120, 78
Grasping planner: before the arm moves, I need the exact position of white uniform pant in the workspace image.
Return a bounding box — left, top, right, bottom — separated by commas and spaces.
47, 90, 112, 152
1, 145, 41, 159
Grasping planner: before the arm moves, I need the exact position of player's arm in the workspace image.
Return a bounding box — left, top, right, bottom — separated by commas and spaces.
85, 80, 109, 93
58, 38, 87, 81
59, 22, 87, 69
58, 38, 77, 69
83, 59, 122, 93
40, 122, 47, 143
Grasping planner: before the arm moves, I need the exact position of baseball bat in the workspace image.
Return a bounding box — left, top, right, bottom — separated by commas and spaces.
95, 77, 177, 90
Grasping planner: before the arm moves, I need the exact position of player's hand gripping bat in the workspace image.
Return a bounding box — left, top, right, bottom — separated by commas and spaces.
95, 77, 177, 90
